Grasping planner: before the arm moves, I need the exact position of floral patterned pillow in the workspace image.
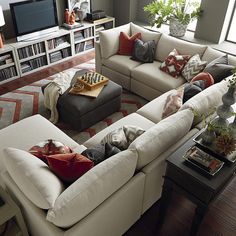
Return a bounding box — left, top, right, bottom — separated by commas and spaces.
160, 49, 190, 78
162, 86, 185, 119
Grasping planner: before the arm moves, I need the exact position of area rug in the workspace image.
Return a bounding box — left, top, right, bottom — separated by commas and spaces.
0, 59, 147, 144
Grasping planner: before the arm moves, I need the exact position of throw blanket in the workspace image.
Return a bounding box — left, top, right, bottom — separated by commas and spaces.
44, 71, 75, 124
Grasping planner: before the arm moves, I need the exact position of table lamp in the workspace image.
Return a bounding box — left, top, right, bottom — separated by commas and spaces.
0, 5, 5, 48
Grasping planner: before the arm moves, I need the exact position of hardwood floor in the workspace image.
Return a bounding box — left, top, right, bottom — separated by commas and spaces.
125, 178, 236, 236
0, 50, 95, 96
1, 51, 236, 236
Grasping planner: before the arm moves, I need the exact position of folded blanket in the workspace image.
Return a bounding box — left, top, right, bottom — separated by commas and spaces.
44, 71, 75, 124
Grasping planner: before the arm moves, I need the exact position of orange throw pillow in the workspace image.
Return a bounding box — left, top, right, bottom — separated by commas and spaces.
191, 72, 214, 88
117, 32, 141, 56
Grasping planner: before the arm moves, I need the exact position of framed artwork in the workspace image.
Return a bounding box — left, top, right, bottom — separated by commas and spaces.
67, 0, 91, 13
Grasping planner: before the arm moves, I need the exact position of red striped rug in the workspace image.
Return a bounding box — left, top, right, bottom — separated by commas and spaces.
0, 59, 147, 144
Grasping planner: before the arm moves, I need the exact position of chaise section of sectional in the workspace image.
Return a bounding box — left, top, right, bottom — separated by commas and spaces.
0, 114, 146, 236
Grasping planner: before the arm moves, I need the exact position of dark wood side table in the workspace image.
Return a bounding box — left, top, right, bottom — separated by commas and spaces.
158, 133, 236, 236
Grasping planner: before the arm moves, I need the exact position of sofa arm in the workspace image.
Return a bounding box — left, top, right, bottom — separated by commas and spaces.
95, 41, 102, 73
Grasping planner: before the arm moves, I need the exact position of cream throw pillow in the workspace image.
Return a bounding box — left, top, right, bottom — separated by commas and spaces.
3, 147, 65, 209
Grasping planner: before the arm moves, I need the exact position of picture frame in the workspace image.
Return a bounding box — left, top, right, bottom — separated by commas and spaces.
67, 0, 91, 13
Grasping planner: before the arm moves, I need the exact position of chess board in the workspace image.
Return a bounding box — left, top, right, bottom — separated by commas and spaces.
78, 72, 109, 90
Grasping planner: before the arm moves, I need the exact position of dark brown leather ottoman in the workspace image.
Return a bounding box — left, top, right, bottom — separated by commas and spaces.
57, 72, 122, 131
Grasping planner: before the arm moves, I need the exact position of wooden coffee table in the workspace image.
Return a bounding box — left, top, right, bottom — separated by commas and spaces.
158, 132, 236, 236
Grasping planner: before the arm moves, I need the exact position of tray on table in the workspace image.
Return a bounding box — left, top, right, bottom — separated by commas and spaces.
183, 145, 224, 177
193, 131, 236, 164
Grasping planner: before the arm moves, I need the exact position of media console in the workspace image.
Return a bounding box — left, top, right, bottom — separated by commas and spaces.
0, 17, 115, 84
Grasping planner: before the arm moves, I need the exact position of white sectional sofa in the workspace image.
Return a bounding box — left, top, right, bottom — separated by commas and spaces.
0, 23, 234, 236
95, 22, 236, 101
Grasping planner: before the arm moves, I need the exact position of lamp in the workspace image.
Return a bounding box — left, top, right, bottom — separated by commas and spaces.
0, 5, 5, 48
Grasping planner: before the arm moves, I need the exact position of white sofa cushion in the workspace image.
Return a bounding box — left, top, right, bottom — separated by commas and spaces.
180, 79, 229, 125
201, 46, 226, 63
99, 23, 130, 59
137, 90, 174, 123
3, 148, 65, 209
129, 109, 194, 170
102, 55, 141, 76
131, 61, 186, 93
130, 22, 161, 44
156, 34, 207, 62
83, 113, 155, 148
46, 149, 138, 228
0, 114, 81, 173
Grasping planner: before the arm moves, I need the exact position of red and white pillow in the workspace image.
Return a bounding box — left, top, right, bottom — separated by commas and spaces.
162, 86, 185, 119
160, 49, 190, 78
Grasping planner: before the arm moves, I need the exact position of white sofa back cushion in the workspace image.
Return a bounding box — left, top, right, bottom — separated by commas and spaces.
130, 22, 161, 44
180, 79, 229, 125
99, 23, 130, 59
46, 149, 138, 228
3, 148, 65, 209
129, 109, 193, 170
201, 46, 226, 63
156, 34, 207, 62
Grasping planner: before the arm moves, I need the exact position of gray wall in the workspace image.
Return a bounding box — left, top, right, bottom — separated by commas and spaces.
113, 0, 138, 26
195, 0, 234, 43
1, 0, 113, 40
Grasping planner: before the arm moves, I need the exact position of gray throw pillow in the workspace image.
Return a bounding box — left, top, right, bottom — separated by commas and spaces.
183, 80, 206, 103
203, 55, 235, 83
131, 38, 156, 63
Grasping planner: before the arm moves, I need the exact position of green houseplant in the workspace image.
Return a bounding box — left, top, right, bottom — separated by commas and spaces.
144, 0, 202, 37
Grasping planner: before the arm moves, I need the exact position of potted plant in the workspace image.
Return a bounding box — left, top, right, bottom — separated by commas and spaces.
144, 0, 202, 37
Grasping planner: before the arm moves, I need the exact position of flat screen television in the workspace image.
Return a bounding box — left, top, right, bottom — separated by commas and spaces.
10, 0, 59, 42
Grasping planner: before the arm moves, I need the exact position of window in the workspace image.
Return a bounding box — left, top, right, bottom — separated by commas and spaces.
226, 4, 236, 43
187, 0, 202, 32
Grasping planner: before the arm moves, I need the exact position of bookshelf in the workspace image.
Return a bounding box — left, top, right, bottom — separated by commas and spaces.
0, 45, 20, 83
0, 17, 115, 84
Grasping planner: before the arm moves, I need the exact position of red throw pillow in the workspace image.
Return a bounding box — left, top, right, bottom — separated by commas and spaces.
117, 32, 141, 56
191, 72, 214, 88
46, 153, 94, 183
160, 49, 190, 78
29, 139, 72, 163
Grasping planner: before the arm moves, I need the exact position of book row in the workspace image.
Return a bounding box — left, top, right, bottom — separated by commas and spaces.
18, 43, 45, 60
21, 56, 47, 73
0, 66, 17, 81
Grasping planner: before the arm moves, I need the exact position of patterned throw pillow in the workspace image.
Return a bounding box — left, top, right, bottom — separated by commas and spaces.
101, 127, 128, 150
101, 126, 145, 150
29, 139, 72, 163
182, 54, 207, 81
162, 86, 185, 119
131, 38, 156, 63
46, 153, 94, 183
160, 49, 190, 78
123, 125, 145, 146
117, 32, 141, 56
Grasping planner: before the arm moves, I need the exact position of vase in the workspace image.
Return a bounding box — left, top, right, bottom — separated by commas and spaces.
212, 86, 236, 133
169, 19, 188, 37
228, 115, 236, 139
201, 128, 216, 145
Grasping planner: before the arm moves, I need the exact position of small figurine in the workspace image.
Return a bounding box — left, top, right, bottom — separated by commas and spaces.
65, 9, 70, 24
69, 10, 76, 25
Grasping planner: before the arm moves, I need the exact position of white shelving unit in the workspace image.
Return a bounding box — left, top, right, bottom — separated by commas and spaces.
0, 45, 20, 84
0, 17, 115, 84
